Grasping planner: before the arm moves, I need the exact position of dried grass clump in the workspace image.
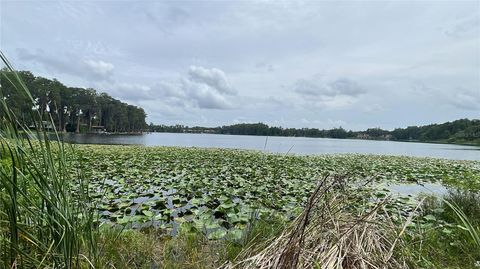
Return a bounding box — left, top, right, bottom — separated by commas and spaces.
222, 175, 414, 269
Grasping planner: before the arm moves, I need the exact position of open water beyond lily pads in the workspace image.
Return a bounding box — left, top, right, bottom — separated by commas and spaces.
59, 132, 480, 160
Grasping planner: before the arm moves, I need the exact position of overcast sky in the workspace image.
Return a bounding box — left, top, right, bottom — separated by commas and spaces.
1, 1, 479, 130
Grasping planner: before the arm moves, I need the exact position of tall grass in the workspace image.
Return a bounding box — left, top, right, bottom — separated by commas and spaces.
222, 175, 415, 269
444, 191, 480, 249
0, 51, 97, 268
405, 191, 480, 268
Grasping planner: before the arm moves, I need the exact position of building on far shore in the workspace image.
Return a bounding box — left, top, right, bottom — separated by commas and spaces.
90, 125, 107, 134
28, 121, 54, 131
356, 133, 393, 140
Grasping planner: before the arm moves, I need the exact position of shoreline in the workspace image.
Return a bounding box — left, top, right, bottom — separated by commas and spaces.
146, 131, 480, 147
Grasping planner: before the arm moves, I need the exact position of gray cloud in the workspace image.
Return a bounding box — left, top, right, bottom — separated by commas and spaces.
3, 1, 479, 128
143, 5, 190, 35
182, 78, 233, 109
188, 66, 236, 95
255, 62, 276, 72
294, 77, 365, 98
17, 48, 114, 81
448, 89, 480, 111
152, 81, 186, 98
329, 79, 365, 97
111, 83, 152, 101
111, 66, 235, 110
444, 16, 480, 38
84, 60, 114, 77
292, 77, 367, 109
363, 103, 385, 113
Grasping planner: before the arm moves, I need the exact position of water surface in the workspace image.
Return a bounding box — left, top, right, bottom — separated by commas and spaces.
60, 133, 480, 161
384, 183, 448, 196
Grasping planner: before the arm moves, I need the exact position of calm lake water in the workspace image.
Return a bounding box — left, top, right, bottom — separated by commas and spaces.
59, 132, 480, 161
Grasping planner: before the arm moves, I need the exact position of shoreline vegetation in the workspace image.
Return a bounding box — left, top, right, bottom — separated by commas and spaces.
2, 54, 480, 268
148, 119, 480, 146
0, 69, 147, 134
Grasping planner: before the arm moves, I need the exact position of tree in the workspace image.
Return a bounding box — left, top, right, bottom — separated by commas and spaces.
0, 69, 147, 133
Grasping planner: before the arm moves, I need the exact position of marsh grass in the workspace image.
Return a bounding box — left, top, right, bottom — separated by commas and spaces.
92, 215, 284, 269
402, 190, 480, 268
0, 51, 98, 268
220, 175, 416, 269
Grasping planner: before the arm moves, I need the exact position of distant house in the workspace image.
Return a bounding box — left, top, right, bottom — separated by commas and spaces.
29, 121, 54, 131
90, 125, 106, 134
356, 133, 370, 139
356, 133, 392, 141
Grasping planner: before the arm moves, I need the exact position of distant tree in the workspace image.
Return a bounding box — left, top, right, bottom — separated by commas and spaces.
0, 69, 147, 133
149, 119, 480, 145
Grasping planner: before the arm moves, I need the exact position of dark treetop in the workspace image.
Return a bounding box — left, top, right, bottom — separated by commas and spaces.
0, 69, 147, 133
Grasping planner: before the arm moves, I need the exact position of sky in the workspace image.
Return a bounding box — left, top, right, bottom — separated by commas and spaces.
1, 0, 479, 130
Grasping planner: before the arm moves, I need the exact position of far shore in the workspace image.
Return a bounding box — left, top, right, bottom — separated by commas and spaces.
47, 130, 480, 147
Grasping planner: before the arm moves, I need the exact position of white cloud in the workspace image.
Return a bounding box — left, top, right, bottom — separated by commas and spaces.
448, 89, 480, 111
84, 60, 114, 77
363, 103, 385, 113
108, 66, 235, 111
111, 83, 152, 101
188, 66, 236, 95
294, 77, 365, 98
17, 48, 114, 81
444, 15, 480, 38
4, 1, 479, 128
181, 77, 233, 109
292, 77, 366, 109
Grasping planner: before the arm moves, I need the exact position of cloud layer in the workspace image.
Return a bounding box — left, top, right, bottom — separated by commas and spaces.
2, 1, 479, 129
17, 49, 115, 81
110, 66, 236, 110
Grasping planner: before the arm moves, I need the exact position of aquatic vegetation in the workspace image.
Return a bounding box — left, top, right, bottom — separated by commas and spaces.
3, 140, 479, 268
69, 144, 480, 239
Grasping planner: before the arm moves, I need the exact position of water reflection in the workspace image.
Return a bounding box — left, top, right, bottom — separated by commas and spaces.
56, 133, 480, 160
384, 183, 448, 196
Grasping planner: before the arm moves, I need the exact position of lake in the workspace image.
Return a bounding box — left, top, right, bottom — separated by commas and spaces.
58, 132, 480, 161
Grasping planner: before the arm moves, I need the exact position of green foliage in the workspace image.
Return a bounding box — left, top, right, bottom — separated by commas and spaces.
223, 213, 286, 261
0, 68, 147, 133
68, 144, 480, 233
0, 52, 98, 268
96, 215, 286, 269
97, 227, 164, 268
149, 119, 480, 145
149, 122, 352, 138
392, 118, 480, 144
402, 191, 480, 268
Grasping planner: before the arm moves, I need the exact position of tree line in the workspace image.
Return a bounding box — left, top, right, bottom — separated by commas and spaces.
390, 118, 480, 143
149, 119, 480, 145
0, 69, 147, 133
149, 123, 379, 139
